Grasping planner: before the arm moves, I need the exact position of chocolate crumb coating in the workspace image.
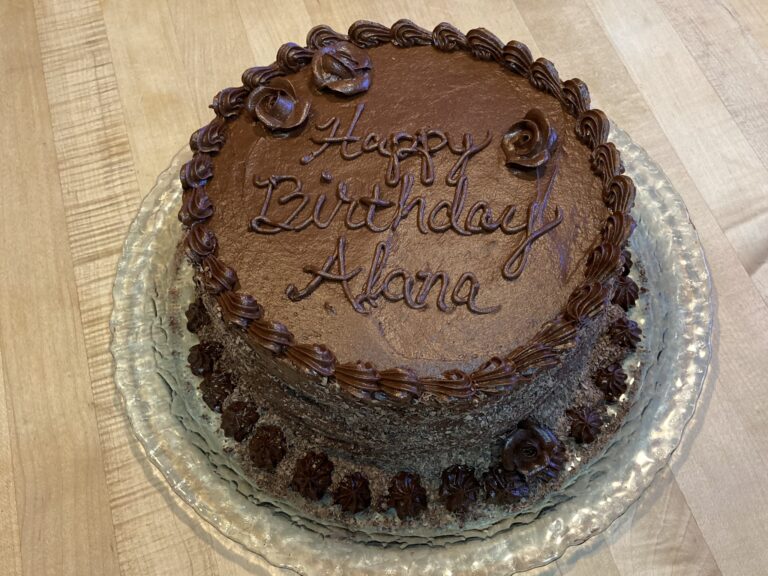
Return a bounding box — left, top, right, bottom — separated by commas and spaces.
482, 465, 530, 505
220, 400, 259, 441
567, 405, 603, 443
387, 472, 428, 520
333, 472, 372, 514
438, 464, 481, 514
247, 425, 287, 470
291, 452, 334, 501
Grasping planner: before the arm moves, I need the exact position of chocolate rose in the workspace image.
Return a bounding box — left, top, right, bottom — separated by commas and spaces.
502, 108, 558, 169
312, 41, 371, 96
246, 77, 310, 131
502, 420, 566, 481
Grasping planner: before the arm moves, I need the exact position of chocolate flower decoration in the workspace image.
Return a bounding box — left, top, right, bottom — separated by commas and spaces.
333, 472, 372, 514
438, 465, 480, 514
246, 77, 310, 131
567, 405, 603, 444
386, 471, 428, 520
187, 341, 222, 376
248, 425, 287, 470
291, 452, 334, 501
185, 298, 209, 333
482, 465, 529, 505
594, 363, 628, 402
612, 275, 639, 311
312, 41, 372, 96
502, 420, 566, 482
220, 400, 259, 442
610, 317, 642, 349
200, 372, 235, 413
502, 108, 558, 169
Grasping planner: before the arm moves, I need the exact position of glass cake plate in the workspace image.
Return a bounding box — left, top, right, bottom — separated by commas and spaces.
110, 125, 713, 575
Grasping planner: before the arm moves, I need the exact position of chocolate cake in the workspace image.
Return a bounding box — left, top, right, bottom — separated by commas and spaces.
178, 20, 642, 538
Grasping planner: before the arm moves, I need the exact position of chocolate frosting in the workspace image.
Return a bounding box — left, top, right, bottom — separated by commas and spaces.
386, 471, 428, 520
291, 451, 334, 500
180, 20, 636, 404
438, 464, 480, 514
190, 117, 228, 155
179, 187, 213, 227
220, 400, 260, 441
482, 465, 530, 504
466, 28, 504, 62
210, 87, 248, 119
594, 363, 628, 401
202, 255, 238, 295
432, 23, 467, 52
501, 420, 565, 481
332, 472, 372, 514
247, 424, 287, 470
567, 405, 603, 443
503, 41, 533, 76
306, 25, 347, 49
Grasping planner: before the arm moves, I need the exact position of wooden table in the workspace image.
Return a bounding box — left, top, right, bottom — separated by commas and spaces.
2, 1, 767, 574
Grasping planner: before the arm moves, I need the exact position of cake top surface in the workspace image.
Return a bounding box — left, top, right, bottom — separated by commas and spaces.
181, 21, 633, 397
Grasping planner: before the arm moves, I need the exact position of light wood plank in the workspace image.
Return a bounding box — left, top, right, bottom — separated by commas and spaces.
166, 0, 257, 120
726, 0, 768, 51
0, 1, 120, 574
658, 0, 768, 302
605, 467, 721, 575
584, 1, 768, 575
31, 0, 243, 574
516, 3, 768, 575
588, 0, 768, 307
0, 346, 22, 576
98, 0, 198, 195
82, 0, 280, 574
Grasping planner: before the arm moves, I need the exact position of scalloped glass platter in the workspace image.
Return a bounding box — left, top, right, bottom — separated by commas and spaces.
110, 125, 713, 575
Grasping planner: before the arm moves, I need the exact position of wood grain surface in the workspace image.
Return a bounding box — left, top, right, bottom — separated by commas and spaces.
2, 1, 766, 574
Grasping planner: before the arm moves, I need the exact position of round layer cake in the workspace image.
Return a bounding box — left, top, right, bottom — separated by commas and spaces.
179, 20, 642, 538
